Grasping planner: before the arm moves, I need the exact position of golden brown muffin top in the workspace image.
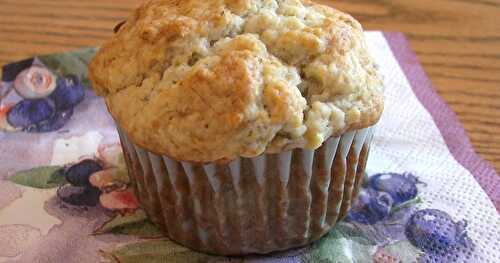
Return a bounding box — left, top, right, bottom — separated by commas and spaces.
89, 0, 384, 162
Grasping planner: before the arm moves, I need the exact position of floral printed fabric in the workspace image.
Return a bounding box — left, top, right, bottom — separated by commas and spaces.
0, 32, 499, 263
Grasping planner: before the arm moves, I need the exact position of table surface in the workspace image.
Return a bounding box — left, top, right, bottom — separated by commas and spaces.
0, 0, 499, 172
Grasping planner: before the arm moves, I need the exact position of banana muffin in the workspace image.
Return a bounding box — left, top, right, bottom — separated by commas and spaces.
89, 0, 384, 255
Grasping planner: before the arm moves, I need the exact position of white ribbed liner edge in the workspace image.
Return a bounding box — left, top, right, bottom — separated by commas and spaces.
118, 126, 374, 255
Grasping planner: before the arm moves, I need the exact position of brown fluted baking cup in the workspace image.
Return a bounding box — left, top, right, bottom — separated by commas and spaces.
118, 127, 374, 256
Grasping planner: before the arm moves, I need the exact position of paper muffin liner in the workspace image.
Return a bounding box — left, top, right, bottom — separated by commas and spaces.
117, 127, 374, 255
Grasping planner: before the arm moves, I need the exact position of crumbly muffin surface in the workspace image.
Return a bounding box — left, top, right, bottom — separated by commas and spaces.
89, 0, 384, 162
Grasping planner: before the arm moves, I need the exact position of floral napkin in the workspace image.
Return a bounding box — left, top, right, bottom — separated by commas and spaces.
0, 32, 499, 263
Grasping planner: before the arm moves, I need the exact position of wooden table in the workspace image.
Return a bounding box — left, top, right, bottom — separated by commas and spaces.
1, 0, 499, 172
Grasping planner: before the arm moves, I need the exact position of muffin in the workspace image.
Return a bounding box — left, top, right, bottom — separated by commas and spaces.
89, 0, 384, 255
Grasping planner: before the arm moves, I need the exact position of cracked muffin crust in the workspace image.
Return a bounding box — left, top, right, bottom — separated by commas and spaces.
89, 0, 384, 162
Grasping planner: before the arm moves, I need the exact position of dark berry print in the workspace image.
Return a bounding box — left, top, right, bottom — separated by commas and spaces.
50, 75, 85, 110
7, 99, 55, 128
65, 159, 103, 188
406, 209, 469, 254
346, 188, 394, 224
57, 185, 101, 207
369, 173, 419, 205
26, 108, 74, 133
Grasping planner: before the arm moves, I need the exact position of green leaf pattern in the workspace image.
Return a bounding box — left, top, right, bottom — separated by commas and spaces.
94, 210, 162, 238
101, 239, 215, 263
38, 47, 97, 86
305, 228, 377, 263
8, 166, 66, 189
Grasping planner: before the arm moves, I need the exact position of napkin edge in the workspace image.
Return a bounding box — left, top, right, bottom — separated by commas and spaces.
383, 32, 500, 213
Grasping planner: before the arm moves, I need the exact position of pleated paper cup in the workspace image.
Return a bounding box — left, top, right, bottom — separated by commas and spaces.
117, 127, 374, 256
